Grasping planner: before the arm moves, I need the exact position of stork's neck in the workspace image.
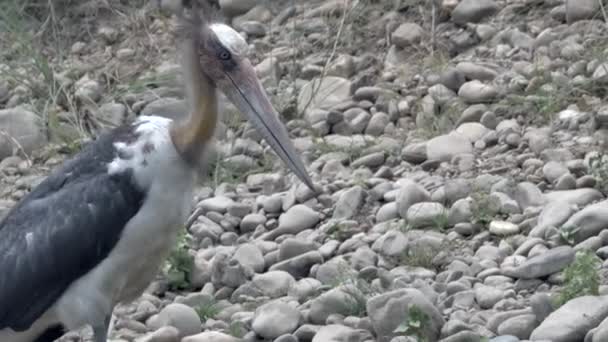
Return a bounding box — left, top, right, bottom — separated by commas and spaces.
170, 40, 218, 164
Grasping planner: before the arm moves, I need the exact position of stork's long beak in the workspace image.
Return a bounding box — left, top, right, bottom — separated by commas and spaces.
220, 60, 315, 192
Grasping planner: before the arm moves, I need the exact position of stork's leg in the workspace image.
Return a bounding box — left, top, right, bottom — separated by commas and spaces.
92, 315, 112, 342
107, 314, 117, 336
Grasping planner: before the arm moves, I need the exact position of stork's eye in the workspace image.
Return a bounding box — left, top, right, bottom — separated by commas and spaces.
219, 49, 231, 60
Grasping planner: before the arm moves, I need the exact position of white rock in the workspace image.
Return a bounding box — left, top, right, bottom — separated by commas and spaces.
451, 0, 499, 24
426, 132, 473, 162
397, 179, 431, 218
458, 80, 498, 103
74, 77, 102, 103
251, 271, 296, 298
489, 220, 519, 236
391, 23, 424, 48
277, 205, 320, 233
147, 303, 201, 338
182, 331, 242, 342
333, 185, 364, 219
566, 0, 600, 22
406, 202, 447, 229
297, 76, 352, 114
199, 196, 234, 214
311, 324, 373, 342
219, 0, 258, 16
233, 243, 265, 273
456, 122, 491, 142
252, 301, 301, 339
0, 107, 47, 160
135, 326, 179, 342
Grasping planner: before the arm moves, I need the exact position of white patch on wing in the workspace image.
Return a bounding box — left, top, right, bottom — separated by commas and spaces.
107, 116, 185, 190
210, 23, 249, 56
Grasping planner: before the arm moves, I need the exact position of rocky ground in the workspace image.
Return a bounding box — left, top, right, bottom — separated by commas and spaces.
2, 0, 608, 341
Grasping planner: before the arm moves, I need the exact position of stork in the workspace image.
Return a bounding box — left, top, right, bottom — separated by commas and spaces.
0, 5, 314, 342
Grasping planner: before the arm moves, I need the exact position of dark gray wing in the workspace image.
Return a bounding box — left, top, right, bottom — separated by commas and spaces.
0, 125, 146, 331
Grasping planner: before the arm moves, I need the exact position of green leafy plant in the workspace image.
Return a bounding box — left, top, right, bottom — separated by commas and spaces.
589, 153, 608, 195
196, 299, 220, 323
431, 209, 450, 231
554, 249, 601, 308
329, 263, 380, 317
400, 246, 438, 270
227, 321, 246, 338
165, 230, 194, 291
394, 305, 430, 342
470, 190, 498, 226
559, 225, 580, 246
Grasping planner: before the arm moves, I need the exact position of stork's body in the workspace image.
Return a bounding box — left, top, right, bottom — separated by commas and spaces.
0, 117, 197, 342
0, 8, 313, 342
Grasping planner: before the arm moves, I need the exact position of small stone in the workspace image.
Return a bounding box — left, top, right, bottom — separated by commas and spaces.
75, 78, 102, 103
252, 301, 301, 339
96, 102, 128, 128
182, 331, 242, 342
489, 221, 519, 236
367, 288, 444, 341
365, 112, 390, 136
210, 252, 251, 288
141, 98, 187, 120
239, 21, 266, 37
148, 303, 201, 338
458, 80, 498, 103
137, 326, 180, 342
269, 251, 323, 278
240, 213, 266, 233
474, 284, 505, 309
263, 205, 320, 240
376, 202, 399, 222
219, 0, 257, 16
311, 324, 373, 342
0, 108, 47, 160
98, 26, 119, 44
455, 122, 491, 143
426, 133, 473, 162
233, 243, 265, 273
439, 67, 467, 92
451, 0, 499, 24
456, 62, 498, 81
497, 314, 537, 339
406, 202, 447, 229
531, 292, 553, 322
397, 180, 431, 218
309, 287, 363, 324
502, 246, 575, 279
200, 196, 234, 214
117, 48, 135, 60
298, 77, 352, 114
402, 142, 428, 164
543, 161, 569, 183
566, 0, 600, 23
327, 54, 355, 78
391, 23, 424, 48
250, 271, 295, 298
489, 336, 520, 342
372, 230, 408, 257
274, 334, 298, 342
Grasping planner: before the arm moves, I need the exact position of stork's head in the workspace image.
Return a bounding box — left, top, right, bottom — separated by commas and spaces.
178, 7, 315, 192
